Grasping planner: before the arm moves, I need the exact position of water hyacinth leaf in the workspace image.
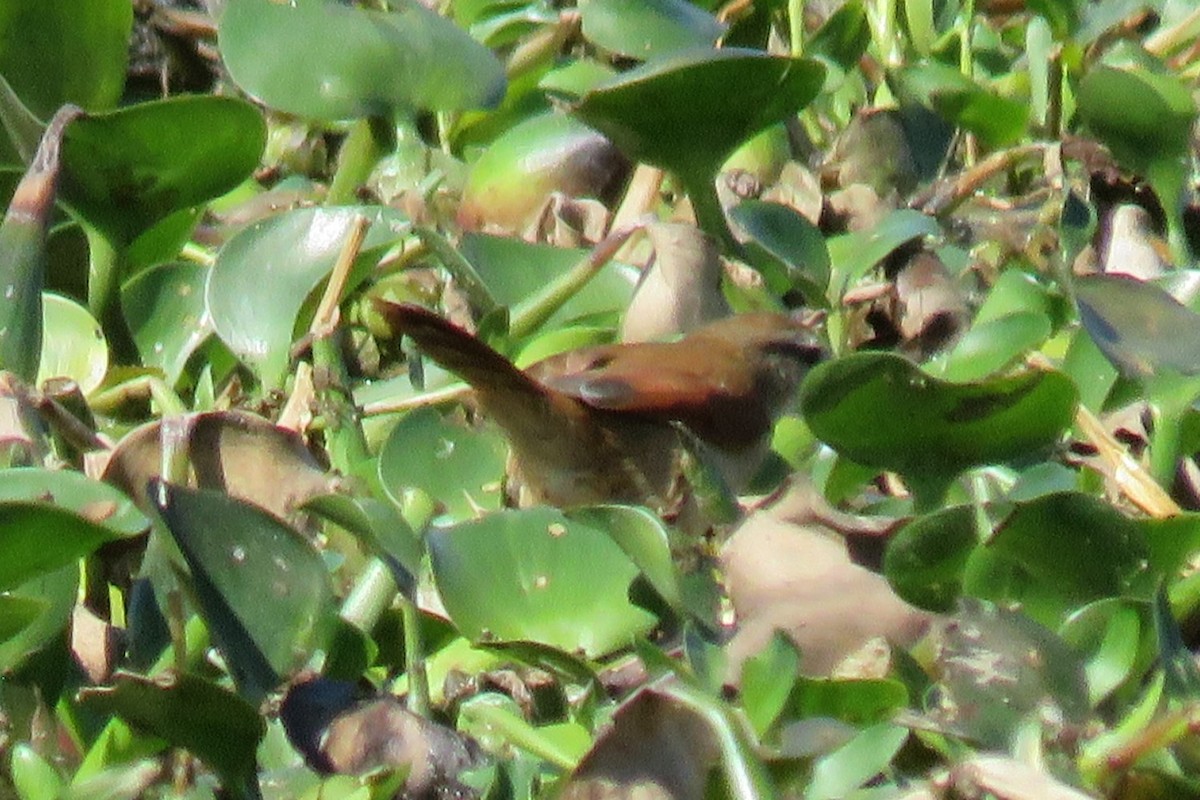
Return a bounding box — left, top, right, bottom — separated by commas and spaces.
0, 467, 148, 536
121, 262, 212, 386
219, 0, 505, 120
982, 493, 1155, 619
808, 1, 871, 73
1075, 273, 1200, 378
730, 199, 831, 303
301, 493, 421, 594
457, 112, 630, 235
0, 566, 76, 673
0, 0, 131, 120
799, 352, 1077, 482
1060, 599, 1146, 705
428, 506, 658, 657
578, 0, 726, 61
739, 631, 800, 737
207, 206, 409, 389
884, 505, 977, 611
566, 504, 681, 609
1076, 65, 1196, 177
0, 595, 45, 643
572, 49, 825, 185
929, 311, 1052, 383
377, 407, 508, 523
807, 723, 909, 800
0, 502, 132, 591
459, 233, 638, 327
0, 107, 80, 382
151, 481, 338, 702
58, 97, 266, 247
79, 670, 265, 791
891, 61, 1027, 148
38, 293, 107, 393
826, 208, 940, 289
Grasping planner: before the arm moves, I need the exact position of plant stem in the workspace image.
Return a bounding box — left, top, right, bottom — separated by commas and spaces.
327, 116, 396, 206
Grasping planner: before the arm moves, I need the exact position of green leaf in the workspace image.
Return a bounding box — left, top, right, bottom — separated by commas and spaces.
377, 407, 508, 524
885, 505, 977, 611
928, 312, 1052, 382
0, 502, 130, 591
572, 48, 825, 185
0, 566, 76, 673
151, 481, 338, 702
78, 670, 266, 792
892, 61, 1028, 148
826, 208, 940, 290
730, 199, 831, 303
981, 493, 1154, 622
1075, 273, 1200, 378
121, 262, 212, 386
59, 97, 266, 247
739, 632, 801, 737
1077, 65, 1196, 176
799, 352, 1077, 483
206, 206, 408, 389
219, 0, 506, 120
806, 722, 909, 800
808, 1, 871, 73
38, 293, 107, 393
578, 0, 726, 61
10, 742, 64, 800
566, 504, 682, 610
0, 0, 131, 119
428, 506, 658, 657
0, 468, 148, 536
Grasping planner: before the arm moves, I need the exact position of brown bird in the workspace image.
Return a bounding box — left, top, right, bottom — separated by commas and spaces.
386, 304, 825, 513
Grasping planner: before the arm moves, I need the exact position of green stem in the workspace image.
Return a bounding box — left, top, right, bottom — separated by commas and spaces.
788, 0, 805, 57
681, 172, 740, 258
327, 116, 396, 206
84, 227, 138, 364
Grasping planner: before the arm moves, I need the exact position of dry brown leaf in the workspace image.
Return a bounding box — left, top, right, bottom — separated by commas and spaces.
722, 479, 935, 679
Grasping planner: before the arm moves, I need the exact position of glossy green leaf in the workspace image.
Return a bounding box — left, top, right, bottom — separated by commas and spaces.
121, 262, 212, 386
892, 61, 1027, 147
1075, 273, 1200, 378
1077, 65, 1196, 176
730, 199, 831, 303
206, 206, 408, 389
799, 352, 1077, 481
566, 504, 681, 609
0, 0, 131, 119
0, 468, 148, 536
428, 506, 658, 657
0, 567, 76, 673
572, 48, 825, 185
152, 481, 338, 702
302, 493, 421, 594
0, 502, 131, 591
377, 407, 508, 523
885, 505, 977, 611
219, 0, 506, 120
59, 97, 265, 247
37, 293, 107, 393
578, 0, 725, 61
79, 670, 265, 791
1028, 0, 1080, 38
458, 112, 630, 234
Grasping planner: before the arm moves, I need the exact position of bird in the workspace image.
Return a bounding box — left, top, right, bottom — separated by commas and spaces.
382, 303, 825, 515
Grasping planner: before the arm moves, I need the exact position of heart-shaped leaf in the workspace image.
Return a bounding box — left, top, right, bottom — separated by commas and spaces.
121, 262, 212, 386
730, 199, 831, 303
219, 0, 505, 120
38, 293, 107, 392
